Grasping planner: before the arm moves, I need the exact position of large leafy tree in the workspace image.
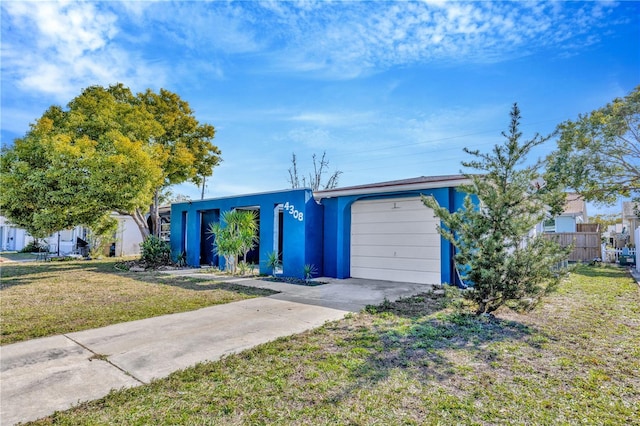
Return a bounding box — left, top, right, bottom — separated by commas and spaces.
424, 104, 569, 315
0, 84, 221, 238
546, 86, 640, 205
0, 110, 160, 238
137, 88, 220, 235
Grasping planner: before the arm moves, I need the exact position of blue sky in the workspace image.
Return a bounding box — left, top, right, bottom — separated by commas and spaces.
1, 1, 639, 214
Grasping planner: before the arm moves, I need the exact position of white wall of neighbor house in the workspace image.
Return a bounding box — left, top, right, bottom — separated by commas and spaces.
555, 216, 578, 233
0, 220, 82, 255
114, 214, 144, 256
1, 214, 146, 256
47, 228, 80, 255
635, 227, 640, 272
0, 217, 33, 251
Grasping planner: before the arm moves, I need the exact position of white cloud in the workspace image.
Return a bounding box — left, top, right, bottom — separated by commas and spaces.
286, 127, 333, 149
1, 0, 627, 101
145, 2, 262, 54
240, 1, 621, 77
289, 111, 375, 127
2, 1, 166, 101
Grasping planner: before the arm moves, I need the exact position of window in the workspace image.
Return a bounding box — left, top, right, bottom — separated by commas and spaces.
543, 219, 556, 233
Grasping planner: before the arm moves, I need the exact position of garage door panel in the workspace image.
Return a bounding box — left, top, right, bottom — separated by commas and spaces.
350, 197, 441, 285
351, 267, 440, 284
352, 221, 438, 235
351, 245, 439, 260
352, 210, 438, 224
351, 233, 441, 247
352, 198, 429, 213
351, 256, 440, 272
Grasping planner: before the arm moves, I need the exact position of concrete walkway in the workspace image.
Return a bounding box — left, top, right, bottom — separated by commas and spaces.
1, 275, 435, 425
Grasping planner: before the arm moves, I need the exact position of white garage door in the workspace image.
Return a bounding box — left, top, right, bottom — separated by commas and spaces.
350, 197, 441, 284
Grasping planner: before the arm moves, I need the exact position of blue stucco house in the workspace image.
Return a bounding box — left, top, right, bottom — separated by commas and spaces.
170, 175, 469, 285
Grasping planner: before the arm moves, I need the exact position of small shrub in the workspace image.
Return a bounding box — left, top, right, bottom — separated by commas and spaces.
87, 215, 118, 258
19, 240, 47, 253
238, 261, 250, 275
265, 251, 281, 276
176, 251, 187, 267
303, 263, 318, 281
140, 236, 171, 267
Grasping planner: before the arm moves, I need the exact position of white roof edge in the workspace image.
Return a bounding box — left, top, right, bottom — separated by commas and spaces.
172, 187, 312, 207
313, 178, 472, 200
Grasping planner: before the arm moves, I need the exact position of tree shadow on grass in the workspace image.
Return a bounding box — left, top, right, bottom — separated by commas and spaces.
317, 292, 542, 407
122, 273, 278, 297
68, 262, 279, 297
0, 260, 278, 298
0, 262, 91, 289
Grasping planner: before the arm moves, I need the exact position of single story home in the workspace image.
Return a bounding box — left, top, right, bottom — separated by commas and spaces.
622, 201, 639, 246
542, 193, 588, 233
0, 215, 33, 252
170, 175, 469, 285
0, 211, 161, 257
0, 216, 85, 255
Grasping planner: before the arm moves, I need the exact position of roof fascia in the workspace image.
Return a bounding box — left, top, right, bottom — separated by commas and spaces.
313, 177, 472, 200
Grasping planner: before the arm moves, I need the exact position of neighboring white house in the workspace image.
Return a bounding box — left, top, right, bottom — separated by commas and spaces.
603, 223, 625, 248
0, 213, 147, 256
544, 193, 588, 233
0, 216, 85, 254
622, 201, 639, 246
0, 216, 33, 251
112, 213, 145, 257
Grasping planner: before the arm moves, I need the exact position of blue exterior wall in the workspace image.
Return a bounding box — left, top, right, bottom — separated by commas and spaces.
170, 189, 323, 279
170, 184, 467, 284
319, 187, 467, 285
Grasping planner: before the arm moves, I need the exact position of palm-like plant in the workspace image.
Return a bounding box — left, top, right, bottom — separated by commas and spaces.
236, 210, 259, 263
207, 210, 258, 275
266, 251, 281, 277
303, 263, 318, 282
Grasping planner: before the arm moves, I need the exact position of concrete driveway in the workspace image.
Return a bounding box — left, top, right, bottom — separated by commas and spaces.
1, 275, 436, 425
228, 275, 435, 311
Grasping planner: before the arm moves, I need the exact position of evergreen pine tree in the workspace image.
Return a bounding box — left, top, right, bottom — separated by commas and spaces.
424, 104, 569, 314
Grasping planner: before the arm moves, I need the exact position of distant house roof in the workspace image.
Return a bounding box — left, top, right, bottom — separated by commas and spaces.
562, 193, 587, 217
314, 175, 471, 199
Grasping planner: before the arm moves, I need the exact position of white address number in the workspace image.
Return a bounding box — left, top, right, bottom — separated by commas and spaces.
283, 202, 304, 222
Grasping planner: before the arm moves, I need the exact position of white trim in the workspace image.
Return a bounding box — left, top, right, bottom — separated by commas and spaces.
273, 204, 283, 253
314, 177, 471, 200
174, 188, 312, 206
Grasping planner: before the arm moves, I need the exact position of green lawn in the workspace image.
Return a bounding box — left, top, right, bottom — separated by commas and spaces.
27, 265, 640, 425
0, 251, 41, 262
0, 259, 276, 345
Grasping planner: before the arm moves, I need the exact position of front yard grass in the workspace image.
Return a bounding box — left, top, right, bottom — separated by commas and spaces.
0, 251, 40, 262
0, 259, 276, 345
27, 264, 640, 425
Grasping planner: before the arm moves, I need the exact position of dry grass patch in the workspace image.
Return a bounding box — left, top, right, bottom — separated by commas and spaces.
25, 265, 640, 425
0, 259, 276, 345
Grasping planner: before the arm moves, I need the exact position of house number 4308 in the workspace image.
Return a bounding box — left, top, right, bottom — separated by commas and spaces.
283, 202, 304, 222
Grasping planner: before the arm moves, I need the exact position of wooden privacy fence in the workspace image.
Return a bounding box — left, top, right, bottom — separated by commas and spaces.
543, 232, 601, 262
577, 223, 600, 233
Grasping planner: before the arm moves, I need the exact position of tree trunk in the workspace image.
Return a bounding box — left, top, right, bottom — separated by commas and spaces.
127, 209, 150, 240
149, 190, 161, 238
